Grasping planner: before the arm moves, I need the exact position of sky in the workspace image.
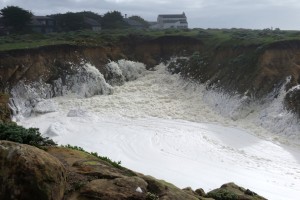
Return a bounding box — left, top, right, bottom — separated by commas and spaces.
1, 0, 300, 30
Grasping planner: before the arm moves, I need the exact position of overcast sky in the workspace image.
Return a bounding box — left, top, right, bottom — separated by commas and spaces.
1, 0, 300, 30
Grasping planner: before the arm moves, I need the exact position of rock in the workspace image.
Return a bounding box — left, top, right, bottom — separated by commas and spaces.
141, 175, 199, 200
206, 182, 267, 200
45, 147, 266, 200
0, 93, 11, 123
0, 140, 66, 200
183, 187, 202, 197
195, 188, 206, 197
79, 176, 148, 200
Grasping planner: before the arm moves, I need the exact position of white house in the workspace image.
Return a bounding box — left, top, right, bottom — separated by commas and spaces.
156, 12, 188, 29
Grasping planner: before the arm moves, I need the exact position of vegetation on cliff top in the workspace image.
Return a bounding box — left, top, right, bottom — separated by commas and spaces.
1, 28, 300, 51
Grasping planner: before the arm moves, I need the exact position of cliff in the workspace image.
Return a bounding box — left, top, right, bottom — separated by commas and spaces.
1, 36, 299, 117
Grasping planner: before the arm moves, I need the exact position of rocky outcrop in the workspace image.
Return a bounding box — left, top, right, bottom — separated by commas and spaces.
0, 141, 266, 200
0, 141, 66, 200
46, 146, 201, 200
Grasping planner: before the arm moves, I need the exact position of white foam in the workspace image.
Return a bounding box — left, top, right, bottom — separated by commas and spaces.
16, 61, 300, 200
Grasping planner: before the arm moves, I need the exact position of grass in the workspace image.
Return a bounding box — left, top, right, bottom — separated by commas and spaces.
1, 28, 300, 51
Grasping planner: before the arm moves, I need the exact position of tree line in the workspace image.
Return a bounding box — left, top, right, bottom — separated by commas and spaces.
0, 6, 149, 34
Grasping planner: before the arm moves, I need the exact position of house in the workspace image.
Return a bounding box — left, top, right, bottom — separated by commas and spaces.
84, 17, 101, 31
30, 16, 55, 33
156, 12, 188, 29
123, 18, 144, 29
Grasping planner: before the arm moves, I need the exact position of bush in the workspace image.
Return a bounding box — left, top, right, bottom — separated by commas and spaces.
0, 122, 56, 146
146, 192, 159, 200
206, 189, 238, 200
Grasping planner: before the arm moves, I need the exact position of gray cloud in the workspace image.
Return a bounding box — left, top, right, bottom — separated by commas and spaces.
0, 0, 299, 29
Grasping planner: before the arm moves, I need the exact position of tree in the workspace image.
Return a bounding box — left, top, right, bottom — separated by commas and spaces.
51, 12, 85, 32
0, 6, 33, 33
128, 15, 149, 28
101, 11, 128, 29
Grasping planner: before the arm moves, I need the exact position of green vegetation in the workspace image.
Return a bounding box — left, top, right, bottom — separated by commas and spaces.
102, 11, 129, 29
0, 122, 56, 147
206, 188, 238, 200
146, 192, 159, 200
128, 15, 150, 28
62, 144, 123, 169
0, 6, 33, 33
50, 11, 102, 32
1, 28, 300, 51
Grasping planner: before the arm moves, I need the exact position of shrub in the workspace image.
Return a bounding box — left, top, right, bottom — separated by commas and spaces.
146, 192, 159, 200
0, 122, 56, 146
206, 189, 238, 200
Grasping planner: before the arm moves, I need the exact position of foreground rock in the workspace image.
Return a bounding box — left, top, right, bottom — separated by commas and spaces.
0, 141, 66, 200
207, 183, 267, 200
0, 141, 267, 200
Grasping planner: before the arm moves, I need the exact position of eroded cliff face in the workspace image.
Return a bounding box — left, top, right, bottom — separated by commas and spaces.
0, 36, 300, 117
169, 40, 300, 116
0, 36, 202, 90
0, 45, 124, 88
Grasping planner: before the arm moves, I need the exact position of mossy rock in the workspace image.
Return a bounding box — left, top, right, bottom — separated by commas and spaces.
206, 183, 266, 200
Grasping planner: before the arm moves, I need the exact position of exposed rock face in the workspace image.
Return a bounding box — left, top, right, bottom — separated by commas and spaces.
79, 177, 148, 200
46, 147, 202, 200
0, 141, 66, 200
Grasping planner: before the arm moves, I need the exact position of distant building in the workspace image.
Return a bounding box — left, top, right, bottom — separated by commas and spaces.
84, 17, 101, 31
123, 18, 144, 29
156, 12, 188, 29
30, 16, 55, 34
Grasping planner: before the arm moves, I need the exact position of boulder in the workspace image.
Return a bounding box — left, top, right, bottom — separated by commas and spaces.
206, 182, 267, 200
141, 175, 199, 200
0, 141, 66, 200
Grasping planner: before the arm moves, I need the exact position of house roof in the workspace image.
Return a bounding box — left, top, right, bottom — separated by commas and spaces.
158, 13, 186, 18
84, 17, 101, 27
